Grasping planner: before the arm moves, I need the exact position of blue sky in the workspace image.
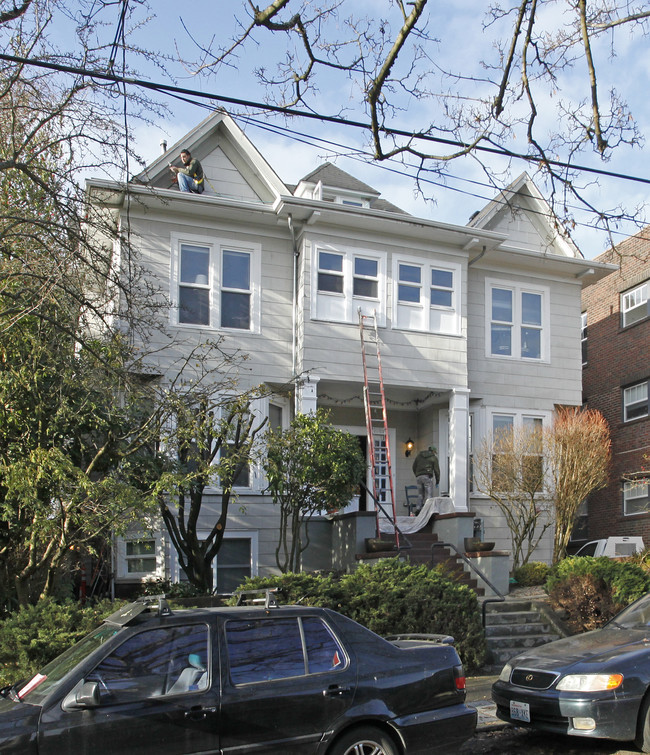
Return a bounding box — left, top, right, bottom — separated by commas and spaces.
36, 1, 650, 258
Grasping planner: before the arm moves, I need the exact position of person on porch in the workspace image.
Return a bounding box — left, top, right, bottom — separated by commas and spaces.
411, 445, 440, 513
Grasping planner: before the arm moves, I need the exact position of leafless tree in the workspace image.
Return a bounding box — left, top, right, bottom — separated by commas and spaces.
546, 407, 611, 563
181, 0, 650, 244
473, 422, 552, 569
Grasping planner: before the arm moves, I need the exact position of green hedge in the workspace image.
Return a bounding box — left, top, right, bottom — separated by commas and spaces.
233, 560, 487, 672
513, 561, 549, 587
0, 599, 122, 688
546, 556, 650, 632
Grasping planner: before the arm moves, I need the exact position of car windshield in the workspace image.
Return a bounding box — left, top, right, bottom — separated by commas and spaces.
609, 594, 650, 629
18, 623, 121, 704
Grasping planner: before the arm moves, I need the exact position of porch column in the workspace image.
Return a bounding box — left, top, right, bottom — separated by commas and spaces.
296, 374, 319, 414
449, 387, 470, 511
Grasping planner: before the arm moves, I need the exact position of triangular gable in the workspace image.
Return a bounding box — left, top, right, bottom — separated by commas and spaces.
135, 110, 289, 204
468, 172, 581, 258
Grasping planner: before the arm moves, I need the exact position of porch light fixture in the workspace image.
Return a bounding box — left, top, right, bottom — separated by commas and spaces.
405, 438, 414, 457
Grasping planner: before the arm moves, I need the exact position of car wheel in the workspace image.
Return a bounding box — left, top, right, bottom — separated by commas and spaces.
636, 693, 650, 752
328, 726, 398, 755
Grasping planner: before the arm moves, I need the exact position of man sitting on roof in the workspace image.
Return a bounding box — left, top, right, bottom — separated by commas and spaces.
169, 149, 204, 194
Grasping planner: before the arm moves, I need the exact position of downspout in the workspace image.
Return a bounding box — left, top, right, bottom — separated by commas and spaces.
468, 244, 487, 266
287, 215, 299, 412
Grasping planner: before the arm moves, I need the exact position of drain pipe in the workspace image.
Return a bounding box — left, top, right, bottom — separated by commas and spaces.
287, 215, 299, 411
468, 244, 487, 267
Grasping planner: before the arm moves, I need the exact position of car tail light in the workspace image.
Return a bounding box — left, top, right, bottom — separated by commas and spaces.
454, 665, 466, 690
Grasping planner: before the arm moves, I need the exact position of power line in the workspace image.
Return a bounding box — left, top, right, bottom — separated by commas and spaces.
3, 52, 650, 188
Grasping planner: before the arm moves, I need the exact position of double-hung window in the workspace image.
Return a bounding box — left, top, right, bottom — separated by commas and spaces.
171, 234, 260, 331
581, 312, 588, 366
489, 411, 546, 492
487, 280, 548, 360
624, 380, 649, 422
312, 245, 385, 324
393, 257, 460, 334
621, 282, 649, 327
624, 479, 650, 516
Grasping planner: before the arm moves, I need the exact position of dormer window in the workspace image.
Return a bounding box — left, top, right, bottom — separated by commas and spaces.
322, 190, 370, 209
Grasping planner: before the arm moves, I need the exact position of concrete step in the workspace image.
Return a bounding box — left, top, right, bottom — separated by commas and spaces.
484, 610, 539, 626
485, 621, 554, 637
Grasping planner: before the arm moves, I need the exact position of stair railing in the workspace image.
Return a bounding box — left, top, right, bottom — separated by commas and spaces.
430, 542, 505, 626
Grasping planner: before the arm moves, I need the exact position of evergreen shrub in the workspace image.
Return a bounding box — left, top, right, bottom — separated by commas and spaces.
546, 556, 650, 632
513, 561, 549, 587
0, 598, 122, 688
234, 560, 487, 672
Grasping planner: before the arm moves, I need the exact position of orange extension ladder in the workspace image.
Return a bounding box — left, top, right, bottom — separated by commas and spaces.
358, 309, 399, 547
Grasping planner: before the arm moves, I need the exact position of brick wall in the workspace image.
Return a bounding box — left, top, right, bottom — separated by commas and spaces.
582, 229, 650, 540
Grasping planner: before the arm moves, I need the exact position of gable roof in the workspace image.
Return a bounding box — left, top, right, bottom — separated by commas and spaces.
134, 110, 289, 203
468, 172, 582, 258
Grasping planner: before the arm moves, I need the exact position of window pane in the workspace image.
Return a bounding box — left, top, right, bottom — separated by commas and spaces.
226, 619, 305, 684
219, 539, 250, 564
521, 326, 541, 359
126, 540, 155, 556
355, 258, 377, 277
221, 291, 251, 329
217, 567, 250, 594
493, 415, 514, 435
625, 382, 648, 421
303, 618, 345, 674
179, 287, 210, 325
522, 292, 542, 326
318, 272, 344, 293
223, 250, 250, 290
624, 481, 650, 516
319, 252, 343, 272
127, 558, 156, 573
431, 289, 452, 307
432, 269, 453, 288
399, 264, 420, 284
87, 625, 209, 702
491, 323, 511, 355
492, 288, 512, 322
180, 245, 209, 285
398, 284, 420, 303
353, 278, 378, 298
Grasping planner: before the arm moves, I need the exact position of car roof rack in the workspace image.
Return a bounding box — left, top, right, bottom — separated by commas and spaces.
104, 595, 173, 626
235, 588, 280, 609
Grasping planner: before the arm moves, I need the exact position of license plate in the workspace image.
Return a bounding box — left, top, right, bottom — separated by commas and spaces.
510, 700, 531, 723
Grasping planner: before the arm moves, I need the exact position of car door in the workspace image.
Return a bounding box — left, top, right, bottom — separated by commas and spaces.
219, 615, 356, 754
38, 622, 220, 755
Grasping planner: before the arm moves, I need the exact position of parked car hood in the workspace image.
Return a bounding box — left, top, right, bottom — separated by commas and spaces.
510, 626, 650, 671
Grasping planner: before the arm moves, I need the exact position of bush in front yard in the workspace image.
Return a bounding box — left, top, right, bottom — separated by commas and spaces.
546, 556, 650, 633
513, 561, 549, 587
0, 598, 122, 688
233, 560, 487, 672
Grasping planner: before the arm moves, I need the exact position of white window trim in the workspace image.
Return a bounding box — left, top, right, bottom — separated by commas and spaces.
170, 530, 259, 586
623, 479, 650, 517
392, 254, 461, 335
581, 312, 587, 366
170, 232, 261, 333
311, 243, 387, 326
471, 407, 551, 497
115, 532, 165, 582
485, 278, 550, 362
621, 281, 649, 328
623, 380, 649, 422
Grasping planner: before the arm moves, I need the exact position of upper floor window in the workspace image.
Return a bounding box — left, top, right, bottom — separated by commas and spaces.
581, 312, 587, 366
624, 380, 648, 422
171, 234, 260, 332
487, 280, 548, 361
621, 282, 649, 328
312, 245, 385, 324
393, 257, 460, 334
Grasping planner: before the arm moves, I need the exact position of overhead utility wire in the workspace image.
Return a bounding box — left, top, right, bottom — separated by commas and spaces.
3, 52, 650, 188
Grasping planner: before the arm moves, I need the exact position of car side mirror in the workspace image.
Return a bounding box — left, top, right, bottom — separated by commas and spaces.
65, 681, 101, 709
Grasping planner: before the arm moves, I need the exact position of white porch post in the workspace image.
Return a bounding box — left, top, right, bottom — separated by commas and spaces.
449, 387, 470, 511
296, 374, 319, 414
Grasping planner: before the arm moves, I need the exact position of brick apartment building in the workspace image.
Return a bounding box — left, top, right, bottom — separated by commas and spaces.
582, 229, 650, 541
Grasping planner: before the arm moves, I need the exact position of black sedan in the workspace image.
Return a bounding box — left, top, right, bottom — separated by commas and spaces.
492, 591, 650, 751
0, 593, 476, 755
